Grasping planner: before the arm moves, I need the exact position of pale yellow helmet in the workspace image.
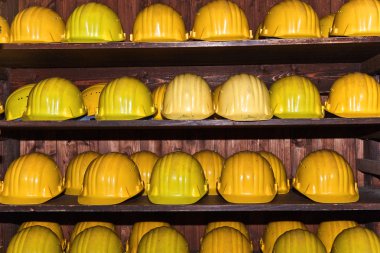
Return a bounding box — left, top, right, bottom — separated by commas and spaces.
152, 83, 167, 120
331, 226, 380, 253
131, 3, 188, 42
162, 74, 214, 120
212, 85, 223, 112
126, 222, 170, 253
205, 221, 250, 240
273, 229, 327, 253
317, 221, 358, 252
258, 151, 290, 194
293, 149, 359, 203
191, 0, 252, 41
325, 72, 380, 118
217, 151, 277, 203
5, 84, 35, 121
130, 151, 159, 195
330, 0, 380, 36
81, 83, 106, 116
269, 75, 324, 119
260, 0, 321, 38
69, 222, 115, 243
260, 221, 307, 253
0, 16, 10, 43
320, 14, 335, 38
215, 74, 273, 121
193, 150, 224, 195
10, 6, 65, 43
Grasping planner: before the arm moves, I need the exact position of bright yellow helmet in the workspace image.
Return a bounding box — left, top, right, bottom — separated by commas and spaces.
193, 150, 224, 195
10, 6, 65, 43
317, 221, 358, 252
191, 0, 252, 41
96, 77, 155, 120
64, 151, 100, 195
217, 151, 277, 203
205, 221, 250, 240
270, 75, 324, 119
68, 226, 123, 253
258, 151, 290, 194
0, 16, 10, 43
0, 152, 64, 205
137, 227, 189, 253
215, 74, 273, 121
5, 84, 35, 121
126, 222, 170, 253
260, 0, 321, 38
147, 151, 208, 205
78, 152, 144, 205
18, 221, 65, 250
320, 14, 335, 38
331, 227, 380, 253
7, 226, 63, 253
81, 83, 106, 116
273, 229, 327, 253
131, 3, 187, 42
293, 149, 359, 203
260, 221, 307, 253
325, 72, 380, 118
200, 227, 253, 253
130, 151, 159, 195
162, 74, 214, 120
69, 222, 115, 243
22, 77, 87, 121
330, 0, 380, 36
65, 2, 126, 42
152, 83, 167, 120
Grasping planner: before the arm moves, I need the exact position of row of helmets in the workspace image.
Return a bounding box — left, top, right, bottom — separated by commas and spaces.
4, 72, 380, 122
1, 0, 379, 44
7, 220, 380, 253
0, 148, 359, 205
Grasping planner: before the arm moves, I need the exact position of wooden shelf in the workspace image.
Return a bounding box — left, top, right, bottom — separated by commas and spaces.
0, 188, 378, 213
0, 37, 379, 68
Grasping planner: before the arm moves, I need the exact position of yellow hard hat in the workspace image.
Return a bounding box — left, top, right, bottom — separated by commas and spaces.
162, 74, 214, 120
270, 75, 324, 119
7, 226, 63, 253
254, 23, 263, 39
130, 151, 159, 195
19, 222, 65, 250
147, 151, 208, 205
69, 222, 115, 243
200, 227, 253, 253
0, 152, 64, 205
68, 226, 123, 253
126, 222, 170, 253
258, 151, 290, 194
0, 101, 3, 114
5, 84, 35, 121
64, 151, 100, 195
10, 6, 65, 43
260, 221, 307, 253
215, 74, 273, 121
212, 85, 222, 112
0, 16, 10, 43
320, 14, 335, 38
217, 151, 277, 203
65, 2, 126, 42
190, 0, 252, 41
325, 72, 380, 118
152, 83, 167, 120
293, 149, 359, 203
260, 0, 321, 38
137, 227, 189, 253
131, 3, 188, 42
331, 226, 380, 253
317, 221, 358, 252
205, 221, 250, 240
96, 77, 155, 120
78, 152, 144, 205
193, 150, 224, 195
330, 0, 380, 36
81, 83, 106, 116
273, 229, 327, 253
22, 77, 87, 121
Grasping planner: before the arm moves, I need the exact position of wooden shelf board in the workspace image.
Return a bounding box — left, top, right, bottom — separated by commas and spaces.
0, 188, 378, 213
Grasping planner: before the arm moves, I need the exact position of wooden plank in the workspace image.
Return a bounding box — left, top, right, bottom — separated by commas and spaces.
357, 159, 380, 176
361, 55, 380, 74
